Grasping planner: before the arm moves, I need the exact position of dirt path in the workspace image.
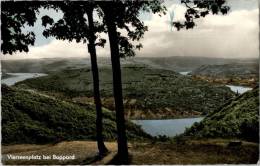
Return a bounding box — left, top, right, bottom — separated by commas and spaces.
2, 139, 259, 165
2, 141, 117, 165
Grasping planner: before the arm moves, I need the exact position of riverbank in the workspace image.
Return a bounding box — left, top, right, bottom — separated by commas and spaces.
226, 85, 253, 94
191, 75, 258, 88
73, 96, 204, 120
1, 73, 13, 79
1, 73, 47, 86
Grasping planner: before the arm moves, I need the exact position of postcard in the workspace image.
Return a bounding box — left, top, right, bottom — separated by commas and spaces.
1, 0, 259, 165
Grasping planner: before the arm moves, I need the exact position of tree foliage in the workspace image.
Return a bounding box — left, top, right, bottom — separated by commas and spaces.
41, 1, 167, 58
1, 0, 230, 55
173, 0, 230, 30
1, 1, 41, 54
41, 2, 106, 47
40, 1, 111, 156
98, 1, 166, 57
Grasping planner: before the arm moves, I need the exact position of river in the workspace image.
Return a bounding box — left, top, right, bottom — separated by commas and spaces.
132, 117, 203, 137
179, 71, 191, 76
226, 85, 252, 94
1, 72, 251, 137
1, 73, 47, 86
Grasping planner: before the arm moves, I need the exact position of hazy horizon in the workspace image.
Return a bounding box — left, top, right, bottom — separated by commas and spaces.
1, 55, 258, 62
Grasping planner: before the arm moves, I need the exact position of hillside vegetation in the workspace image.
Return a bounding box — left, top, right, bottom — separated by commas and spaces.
1, 85, 150, 145
184, 87, 259, 142
15, 65, 235, 119
191, 63, 259, 86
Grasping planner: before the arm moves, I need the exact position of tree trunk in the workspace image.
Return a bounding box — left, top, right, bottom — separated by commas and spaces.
104, 11, 129, 164
87, 7, 108, 157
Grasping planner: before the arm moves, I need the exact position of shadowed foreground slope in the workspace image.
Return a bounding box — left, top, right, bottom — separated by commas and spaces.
184, 87, 259, 142
1, 85, 150, 145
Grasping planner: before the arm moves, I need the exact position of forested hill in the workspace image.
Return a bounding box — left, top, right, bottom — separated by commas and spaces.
15, 66, 235, 119
191, 63, 259, 77
190, 63, 259, 86
184, 87, 259, 142
1, 85, 150, 144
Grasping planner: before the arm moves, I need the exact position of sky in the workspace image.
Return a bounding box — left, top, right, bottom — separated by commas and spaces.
1, 0, 259, 60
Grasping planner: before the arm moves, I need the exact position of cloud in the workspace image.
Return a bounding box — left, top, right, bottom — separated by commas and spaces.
1, 39, 112, 60
137, 4, 259, 59
1, 1, 259, 60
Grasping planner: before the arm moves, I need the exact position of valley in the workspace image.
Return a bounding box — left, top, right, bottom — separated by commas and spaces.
13, 65, 235, 119
1, 56, 259, 164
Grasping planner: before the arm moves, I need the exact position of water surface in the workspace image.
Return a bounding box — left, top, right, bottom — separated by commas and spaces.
226, 85, 252, 94
1, 73, 47, 86
179, 71, 191, 75
132, 117, 203, 137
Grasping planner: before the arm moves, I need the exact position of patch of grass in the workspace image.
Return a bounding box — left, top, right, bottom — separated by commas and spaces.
129, 139, 259, 164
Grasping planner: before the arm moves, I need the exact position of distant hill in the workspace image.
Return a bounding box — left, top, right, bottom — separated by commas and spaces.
130, 57, 257, 72
1, 58, 92, 74
15, 65, 235, 119
1, 85, 150, 144
184, 87, 259, 142
2, 56, 257, 73
191, 63, 259, 86
191, 63, 259, 77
